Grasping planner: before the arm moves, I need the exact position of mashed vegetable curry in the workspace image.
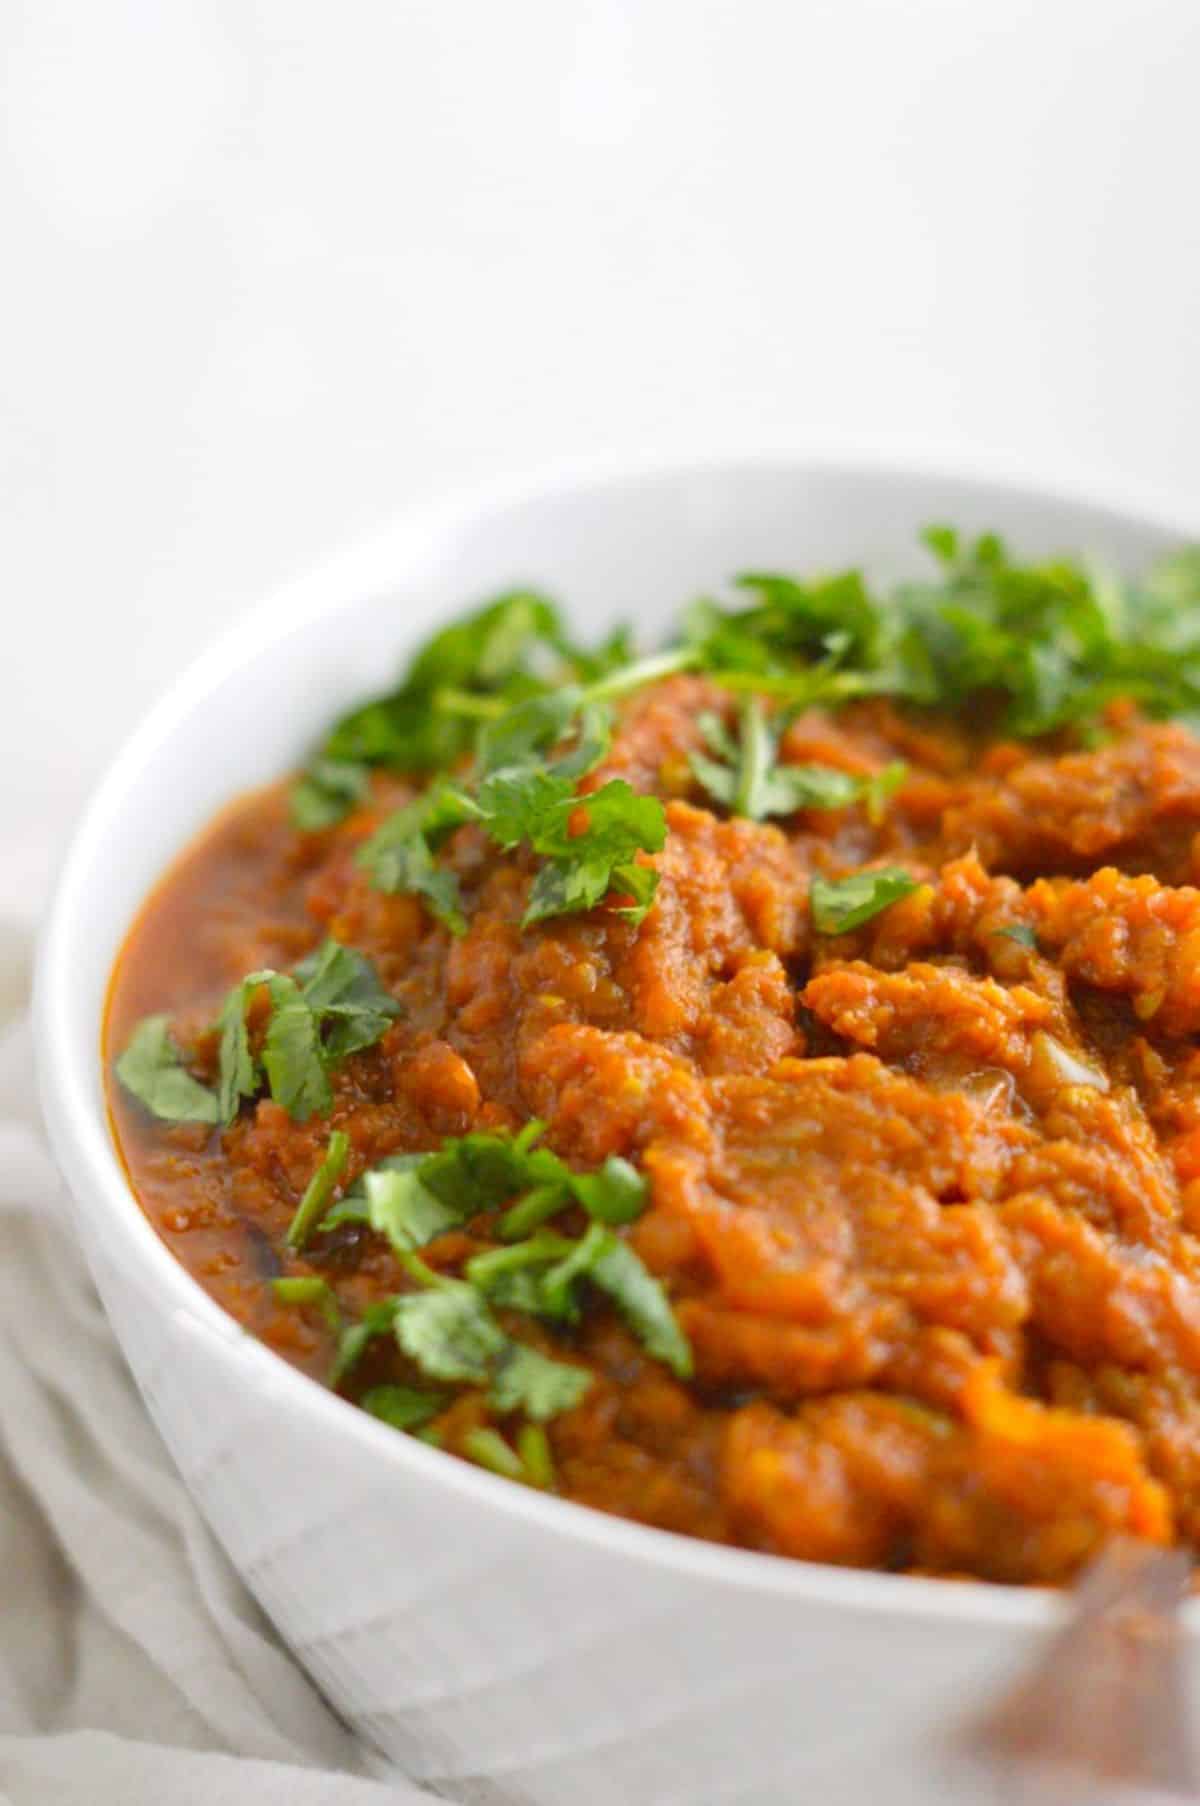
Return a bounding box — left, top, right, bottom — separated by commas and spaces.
106, 529, 1200, 1584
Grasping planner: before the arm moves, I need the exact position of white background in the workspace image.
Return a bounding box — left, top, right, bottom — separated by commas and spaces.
3, 0, 1198, 911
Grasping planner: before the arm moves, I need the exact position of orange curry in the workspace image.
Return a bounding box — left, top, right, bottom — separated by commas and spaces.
106, 550, 1200, 1585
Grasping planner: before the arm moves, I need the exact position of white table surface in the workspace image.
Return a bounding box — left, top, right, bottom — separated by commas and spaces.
3, 0, 1199, 913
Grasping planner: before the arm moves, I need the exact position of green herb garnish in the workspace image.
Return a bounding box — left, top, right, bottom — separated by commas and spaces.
215, 940, 399, 1125
285, 1129, 351, 1249
689, 698, 905, 823
360, 761, 666, 933
317, 1128, 687, 1391
462, 1425, 527, 1480
516, 1422, 556, 1490
305, 591, 568, 791
322, 1126, 648, 1254
392, 1277, 592, 1420
993, 922, 1038, 949
114, 1016, 219, 1125
117, 939, 398, 1129
809, 868, 920, 934
330, 1298, 401, 1386
539, 1223, 692, 1378
361, 1384, 444, 1432
290, 759, 371, 831
270, 1274, 342, 1333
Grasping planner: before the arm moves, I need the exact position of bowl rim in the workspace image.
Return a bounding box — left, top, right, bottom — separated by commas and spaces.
33, 439, 1200, 1635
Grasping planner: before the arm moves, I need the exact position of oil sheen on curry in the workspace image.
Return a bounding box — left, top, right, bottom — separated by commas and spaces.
106, 529, 1200, 1585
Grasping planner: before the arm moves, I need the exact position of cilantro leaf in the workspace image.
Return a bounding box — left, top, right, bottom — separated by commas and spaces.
390, 1268, 592, 1420
475, 768, 576, 848
361, 1156, 469, 1250
361, 1384, 444, 1431
809, 868, 920, 934
317, 591, 568, 776
476, 688, 613, 781
291, 939, 401, 1059
489, 1343, 592, 1421
569, 1155, 648, 1225
362, 828, 468, 936
290, 759, 371, 831
343, 1127, 648, 1251
393, 1282, 510, 1383
355, 783, 476, 935
285, 1129, 351, 1249
114, 1016, 218, 1125
465, 1233, 577, 1316
260, 975, 332, 1120
689, 699, 871, 821
521, 779, 665, 927
541, 1224, 692, 1377
211, 941, 397, 1126
365, 766, 665, 933
216, 976, 262, 1124
331, 1297, 401, 1386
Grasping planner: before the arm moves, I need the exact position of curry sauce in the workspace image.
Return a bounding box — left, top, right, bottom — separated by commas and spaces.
105, 543, 1200, 1583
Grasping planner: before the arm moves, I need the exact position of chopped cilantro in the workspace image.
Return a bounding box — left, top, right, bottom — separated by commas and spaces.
349, 1156, 467, 1250
489, 1342, 592, 1420
330, 1298, 400, 1386
213, 940, 399, 1126
316, 591, 566, 771
461, 1426, 526, 1480
355, 785, 476, 935
360, 1384, 443, 1432
392, 1278, 591, 1418
516, 1422, 556, 1490
324, 1132, 649, 1254
809, 868, 920, 935
117, 937, 397, 1132
270, 1274, 342, 1334
465, 1233, 576, 1315
114, 1016, 218, 1125
567, 1156, 647, 1227
362, 764, 665, 934
993, 922, 1038, 949
520, 780, 665, 926
689, 698, 902, 823
540, 1224, 692, 1378
307, 1125, 680, 1402
290, 939, 403, 1060
285, 1130, 351, 1249
393, 1281, 509, 1384
259, 975, 333, 1121
290, 759, 371, 831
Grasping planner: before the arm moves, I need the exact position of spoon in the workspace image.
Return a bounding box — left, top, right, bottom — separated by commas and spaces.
962, 1541, 1196, 1801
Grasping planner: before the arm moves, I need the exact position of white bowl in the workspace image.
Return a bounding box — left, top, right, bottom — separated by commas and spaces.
34, 451, 1200, 1805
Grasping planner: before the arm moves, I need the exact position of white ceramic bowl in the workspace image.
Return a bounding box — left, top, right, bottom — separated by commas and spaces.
35, 452, 1200, 1805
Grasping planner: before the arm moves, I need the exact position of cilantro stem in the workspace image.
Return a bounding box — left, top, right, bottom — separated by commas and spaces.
712, 668, 877, 702
499, 1183, 571, 1241
286, 1130, 350, 1249
271, 1274, 342, 1334
462, 1426, 526, 1481
584, 646, 699, 702
734, 697, 770, 819
433, 687, 509, 721
517, 1423, 556, 1490
396, 1248, 452, 1290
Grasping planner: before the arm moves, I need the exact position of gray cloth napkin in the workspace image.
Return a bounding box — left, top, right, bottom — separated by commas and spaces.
0, 919, 429, 1805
